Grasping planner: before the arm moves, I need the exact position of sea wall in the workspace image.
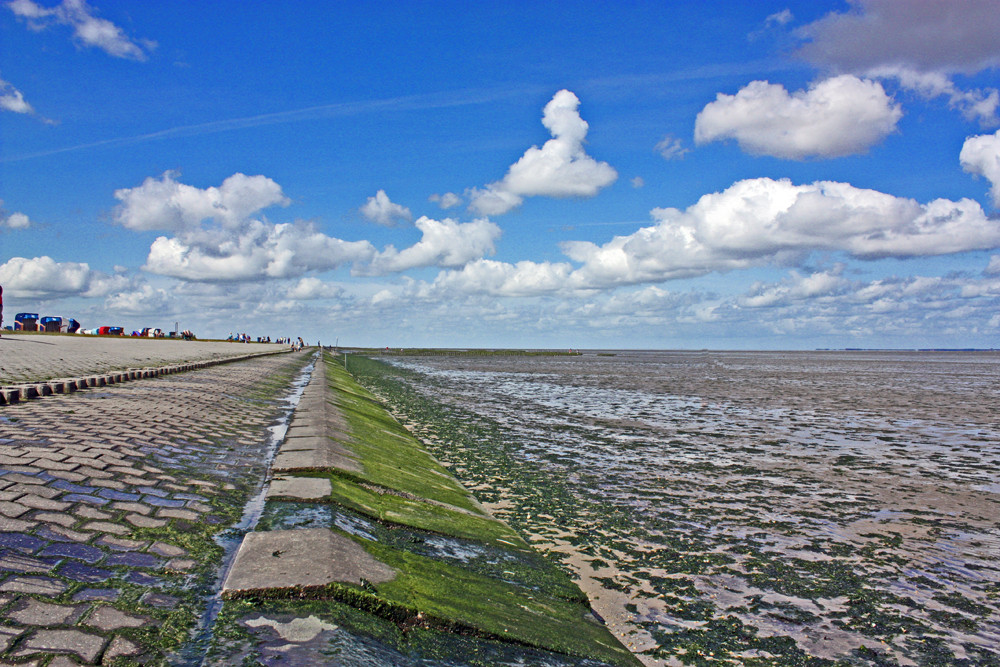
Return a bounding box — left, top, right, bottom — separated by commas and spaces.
217, 350, 640, 665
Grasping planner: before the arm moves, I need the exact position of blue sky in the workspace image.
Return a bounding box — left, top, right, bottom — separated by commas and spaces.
2, 0, 1000, 349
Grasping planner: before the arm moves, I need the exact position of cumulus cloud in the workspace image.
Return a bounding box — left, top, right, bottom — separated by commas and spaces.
433, 259, 573, 297
468, 90, 617, 215
113, 171, 289, 232
3, 212, 31, 229
287, 277, 344, 300
564, 178, 1000, 288
113, 171, 376, 281
374, 176, 1000, 305
104, 284, 173, 314
0, 256, 127, 298
695, 75, 902, 159
360, 216, 501, 276
429, 192, 462, 209
1, 201, 33, 229
114, 172, 497, 282
960, 129, 1000, 206
8, 0, 155, 60
739, 268, 848, 308
143, 220, 376, 282
360, 190, 412, 226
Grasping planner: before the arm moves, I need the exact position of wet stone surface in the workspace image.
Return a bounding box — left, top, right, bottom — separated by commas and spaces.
0, 350, 311, 664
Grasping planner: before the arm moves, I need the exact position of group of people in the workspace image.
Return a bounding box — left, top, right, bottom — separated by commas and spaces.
227, 332, 301, 347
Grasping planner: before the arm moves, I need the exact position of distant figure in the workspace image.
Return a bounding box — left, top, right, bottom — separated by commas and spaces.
0, 284, 3, 337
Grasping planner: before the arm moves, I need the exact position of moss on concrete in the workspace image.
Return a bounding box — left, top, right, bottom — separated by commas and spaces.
230, 350, 641, 666
322, 357, 482, 514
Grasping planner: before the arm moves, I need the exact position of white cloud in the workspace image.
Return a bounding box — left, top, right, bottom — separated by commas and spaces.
429, 192, 462, 209
1, 200, 33, 229
115, 172, 497, 282
565, 178, 1000, 288
694, 75, 902, 159
104, 284, 173, 314
631, 177, 645, 188
360, 189, 412, 226
739, 268, 848, 308
361, 216, 501, 275
114, 171, 376, 282
655, 134, 689, 161
987, 255, 1000, 275
960, 129, 1000, 206
8, 0, 155, 60
766, 9, 793, 27
468, 90, 617, 215
352, 261, 1000, 348
287, 277, 344, 300
0, 256, 127, 298
870, 66, 999, 127
464, 186, 524, 217
433, 259, 573, 298
0, 76, 34, 114
113, 171, 289, 232
3, 212, 31, 229
143, 220, 376, 282
363, 177, 1000, 307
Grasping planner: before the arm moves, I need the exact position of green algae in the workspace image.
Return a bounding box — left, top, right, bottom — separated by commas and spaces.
323, 357, 483, 514
277, 470, 526, 547
257, 500, 585, 603
211, 596, 625, 667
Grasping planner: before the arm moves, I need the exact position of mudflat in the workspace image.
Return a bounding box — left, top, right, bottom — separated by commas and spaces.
362, 350, 1000, 667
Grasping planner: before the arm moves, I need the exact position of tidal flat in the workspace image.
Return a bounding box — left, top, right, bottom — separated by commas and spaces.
347, 351, 1000, 667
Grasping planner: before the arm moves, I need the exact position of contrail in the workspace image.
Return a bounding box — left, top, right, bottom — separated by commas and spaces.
1, 85, 539, 163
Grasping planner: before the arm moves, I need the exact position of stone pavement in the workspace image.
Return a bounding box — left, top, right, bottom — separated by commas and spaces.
0, 333, 286, 386
0, 346, 313, 664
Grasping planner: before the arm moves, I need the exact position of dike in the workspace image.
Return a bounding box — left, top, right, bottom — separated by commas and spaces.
217, 350, 641, 666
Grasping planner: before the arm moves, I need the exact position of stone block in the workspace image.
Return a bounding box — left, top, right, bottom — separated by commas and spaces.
222, 528, 395, 594
267, 476, 333, 501
84, 605, 150, 631
14, 628, 106, 664
7, 598, 85, 625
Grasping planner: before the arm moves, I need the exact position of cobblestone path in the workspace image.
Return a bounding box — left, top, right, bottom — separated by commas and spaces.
0, 350, 312, 665
0, 335, 287, 385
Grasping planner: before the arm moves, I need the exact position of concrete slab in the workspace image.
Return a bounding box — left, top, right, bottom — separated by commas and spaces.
222, 528, 395, 594
271, 443, 361, 474
267, 476, 332, 500
283, 423, 328, 439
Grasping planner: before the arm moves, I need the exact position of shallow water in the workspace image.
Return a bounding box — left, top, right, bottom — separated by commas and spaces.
369, 350, 1000, 667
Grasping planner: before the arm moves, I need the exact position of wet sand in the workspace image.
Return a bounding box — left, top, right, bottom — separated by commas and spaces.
366, 351, 1000, 666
